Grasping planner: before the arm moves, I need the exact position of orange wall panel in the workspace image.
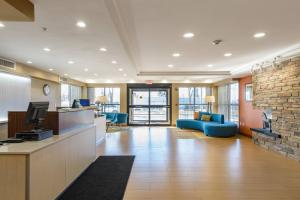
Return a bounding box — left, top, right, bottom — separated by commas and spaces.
239, 76, 263, 136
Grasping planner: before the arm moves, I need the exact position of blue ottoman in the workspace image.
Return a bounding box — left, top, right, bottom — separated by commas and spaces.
203, 122, 237, 137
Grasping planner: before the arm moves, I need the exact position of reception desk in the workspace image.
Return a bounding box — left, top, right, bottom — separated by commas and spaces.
0, 109, 98, 200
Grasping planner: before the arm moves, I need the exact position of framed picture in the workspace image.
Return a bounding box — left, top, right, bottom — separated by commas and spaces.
245, 83, 253, 101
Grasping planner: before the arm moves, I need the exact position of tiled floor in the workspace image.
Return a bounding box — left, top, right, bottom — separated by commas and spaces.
97, 127, 300, 200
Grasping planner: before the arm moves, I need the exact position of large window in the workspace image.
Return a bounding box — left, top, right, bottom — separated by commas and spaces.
88, 87, 120, 112
178, 87, 211, 119
218, 82, 239, 123
61, 84, 82, 107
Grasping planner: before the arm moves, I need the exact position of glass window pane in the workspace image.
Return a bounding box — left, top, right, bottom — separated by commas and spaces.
150, 107, 167, 121
179, 88, 194, 104
179, 105, 194, 119
61, 84, 70, 107
132, 90, 149, 105
150, 90, 167, 105
104, 105, 120, 112
230, 83, 239, 104
112, 88, 120, 104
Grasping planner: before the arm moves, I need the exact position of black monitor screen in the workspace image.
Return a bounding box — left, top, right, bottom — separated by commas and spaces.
25, 102, 49, 125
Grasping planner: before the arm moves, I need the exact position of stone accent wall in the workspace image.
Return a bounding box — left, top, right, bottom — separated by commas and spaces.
252, 56, 300, 161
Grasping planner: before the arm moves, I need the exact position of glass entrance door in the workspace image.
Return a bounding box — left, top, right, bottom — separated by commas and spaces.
128, 85, 171, 125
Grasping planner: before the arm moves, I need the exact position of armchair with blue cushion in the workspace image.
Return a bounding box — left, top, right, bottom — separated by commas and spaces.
176, 111, 237, 137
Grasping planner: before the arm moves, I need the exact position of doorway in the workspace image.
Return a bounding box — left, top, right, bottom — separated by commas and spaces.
127, 84, 172, 126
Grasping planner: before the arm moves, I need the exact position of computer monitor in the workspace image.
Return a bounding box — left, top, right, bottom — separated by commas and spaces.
79, 99, 90, 107
25, 102, 49, 131
71, 99, 82, 108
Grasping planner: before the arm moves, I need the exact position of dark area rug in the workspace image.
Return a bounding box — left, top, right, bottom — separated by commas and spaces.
57, 156, 135, 200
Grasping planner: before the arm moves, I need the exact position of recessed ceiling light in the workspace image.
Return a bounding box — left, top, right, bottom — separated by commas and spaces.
123, 73, 127, 77
84, 68, 89, 72
68, 60, 74, 64
224, 53, 232, 57
184, 80, 191, 83
106, 80, 113, 83
168, 64, 174, 68
172, 53, 181, 57
161, 80, 168, 83
207, 64, 213, 67
27, 61, 32, 64
129, 80, 135, 83
0, 22, 5, 28
64, 74, 68, 76
183, 32, 194, 38
76, 21, 86, 28
49, 68, 54, 71
254, 32, 266, 38
112, 60, 117, 64
43, 47, 51, 52
94, 73, 98, 76
118, 68, 123, 71
99, 47, 107, 52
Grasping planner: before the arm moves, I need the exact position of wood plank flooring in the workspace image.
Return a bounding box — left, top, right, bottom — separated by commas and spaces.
97, 127, 300, 200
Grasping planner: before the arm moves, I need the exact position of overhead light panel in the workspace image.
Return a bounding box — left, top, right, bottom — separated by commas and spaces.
183, 32, 194, 38
168, 64, 174, 68
68, 60, 74, 64
224, 53, 232, 57
118, 68, 123, 71
76, 21, 86, 28
172, 53, 181, 57
0, 23, 5, 28
84, 68, 89, 72
27, 61, 32, 64
254, 32, 266, 38
112, 60, 117, 64
99, 47, 107, 52
43, 47, 51, 52
49, 68, 54, 71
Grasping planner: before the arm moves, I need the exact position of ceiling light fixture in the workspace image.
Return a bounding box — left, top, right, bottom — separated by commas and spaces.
106, 80, 113, 83
254, 32, 266, 38
84, 68, 88, 72
43, 47, 51, 52
118, 68, 123, 71
224, 53, 232, 57
183, 32, 194, 38
99, 47, 107, 52
94, 73, 98, 76
0, 22, 5, 27
112, 60, 117, 64
68, 60, 74, 64
27, 61, 32, 64
76, 21, 86, 28
207, 64, 213, 67
64, 74, 68, 76
172, 53, 181, 57
129, 80, 135, 83
161, 80, 168, 83
168, 64, 174, 68
49, 68, 54, 71
123, 73, 127, 77
184, 80, 191, 83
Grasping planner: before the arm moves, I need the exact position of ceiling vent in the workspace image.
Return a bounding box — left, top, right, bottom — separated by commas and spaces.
0, 58, 16, 70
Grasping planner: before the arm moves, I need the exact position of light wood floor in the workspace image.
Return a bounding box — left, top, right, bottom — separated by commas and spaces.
97, 127, 300, 200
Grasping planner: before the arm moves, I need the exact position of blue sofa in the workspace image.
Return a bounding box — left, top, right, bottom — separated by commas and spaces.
176, 112, 237, 137
103, 112, 128, 125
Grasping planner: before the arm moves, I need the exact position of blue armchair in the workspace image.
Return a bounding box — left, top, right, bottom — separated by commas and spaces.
111, 113, 128, 126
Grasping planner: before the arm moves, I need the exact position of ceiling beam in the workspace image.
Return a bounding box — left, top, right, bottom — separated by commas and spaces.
0, 0, 34, 21
104, 0, 141, 73
137, 71, 231, 76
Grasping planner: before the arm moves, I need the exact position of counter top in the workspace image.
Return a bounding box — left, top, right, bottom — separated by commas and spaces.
0, 124, 95, 155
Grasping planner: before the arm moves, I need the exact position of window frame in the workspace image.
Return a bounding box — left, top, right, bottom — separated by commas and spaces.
90, 87, 121, 112
178, 87, 211, 119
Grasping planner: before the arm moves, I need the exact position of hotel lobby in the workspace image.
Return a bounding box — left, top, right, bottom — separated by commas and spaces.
0, 0, 300, 200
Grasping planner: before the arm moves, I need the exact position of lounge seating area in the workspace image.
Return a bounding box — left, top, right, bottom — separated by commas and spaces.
176, 112, 237, 137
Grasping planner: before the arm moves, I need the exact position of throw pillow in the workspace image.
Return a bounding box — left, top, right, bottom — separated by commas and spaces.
201, 114, 211, 121
194, 112, 199, 120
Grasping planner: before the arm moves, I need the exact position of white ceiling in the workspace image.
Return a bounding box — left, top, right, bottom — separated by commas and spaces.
0, 0, 300, 83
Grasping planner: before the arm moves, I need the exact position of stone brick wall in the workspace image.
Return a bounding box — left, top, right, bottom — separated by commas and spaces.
252, 56, 300, 161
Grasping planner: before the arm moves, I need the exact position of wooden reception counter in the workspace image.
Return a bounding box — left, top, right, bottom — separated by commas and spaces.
0, 109, 97, 200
